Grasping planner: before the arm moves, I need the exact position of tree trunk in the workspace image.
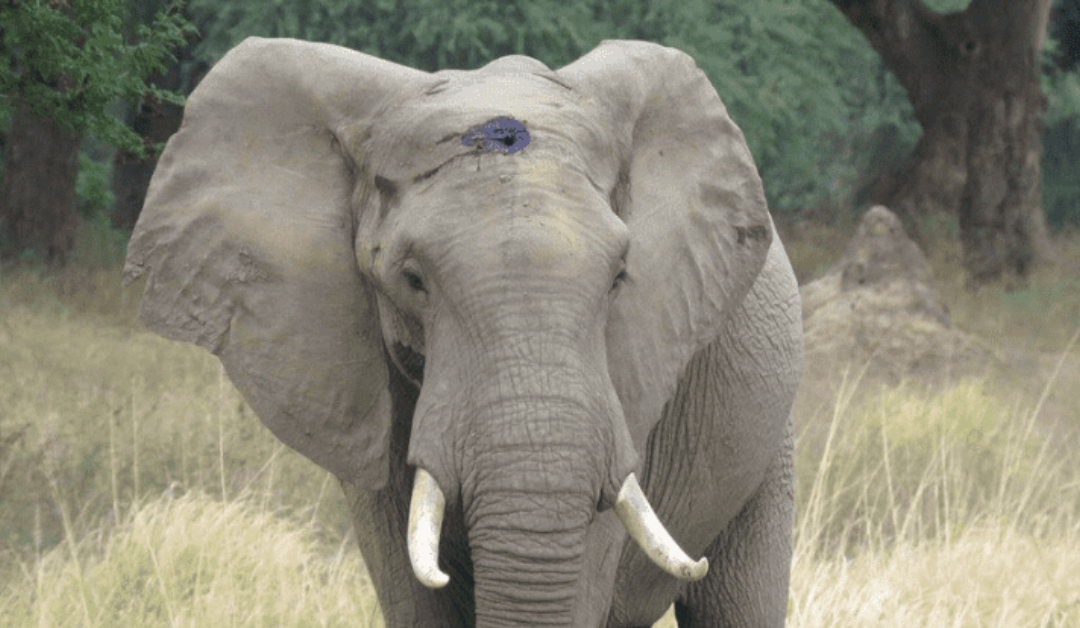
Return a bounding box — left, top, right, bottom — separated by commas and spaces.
110, 91, 183, 232
0, 100, 81, 266
830, 0, 1056, 287
109, 17, 205, 233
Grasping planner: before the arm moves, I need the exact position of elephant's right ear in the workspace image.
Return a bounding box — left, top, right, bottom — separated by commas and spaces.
123, 38, 427, 490
559, 41, 774, 449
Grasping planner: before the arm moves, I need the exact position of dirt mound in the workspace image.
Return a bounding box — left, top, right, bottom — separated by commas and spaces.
800, 205, 996, 385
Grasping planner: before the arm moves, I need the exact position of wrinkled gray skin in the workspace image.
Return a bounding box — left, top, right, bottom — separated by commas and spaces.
124, 37, 804, 628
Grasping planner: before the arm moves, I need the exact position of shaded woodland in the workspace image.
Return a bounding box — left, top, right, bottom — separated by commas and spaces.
2, 0, 1079, 285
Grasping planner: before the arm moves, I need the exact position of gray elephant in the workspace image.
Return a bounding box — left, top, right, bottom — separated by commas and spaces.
123, 37, 804, 628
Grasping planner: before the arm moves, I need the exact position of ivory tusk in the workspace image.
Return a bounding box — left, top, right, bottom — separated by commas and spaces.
614, 473, 708, 581
407, 468, 450, 588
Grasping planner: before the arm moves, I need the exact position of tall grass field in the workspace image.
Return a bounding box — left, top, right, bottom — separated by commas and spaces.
1, 216, 1078, 627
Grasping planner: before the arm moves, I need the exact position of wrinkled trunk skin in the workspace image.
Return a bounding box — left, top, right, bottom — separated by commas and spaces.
402, 301, 630, 626
469, 489, 592, 627
397, 213, 634, 626
463, 406, 609, 628
0, 100, 80, 265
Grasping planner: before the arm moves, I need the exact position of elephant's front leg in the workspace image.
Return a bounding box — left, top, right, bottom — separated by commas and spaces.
674, 414, 794, 628
340, 478, 474, 627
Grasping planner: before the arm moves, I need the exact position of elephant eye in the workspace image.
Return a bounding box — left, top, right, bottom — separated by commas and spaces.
611, 268, 628, 292
402, 269, 427, 293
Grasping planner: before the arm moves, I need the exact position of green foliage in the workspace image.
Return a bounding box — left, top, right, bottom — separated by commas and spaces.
1037, 17, 1080, 230
632, 1, 836, 210
1048, 66, 1080, 122
1042, 29, 1080, 125
189, 0, 599, 71
0, 0, 196, 156
1042, 117, 1080, 229
75, 152, 115, 218
631, 0, 924, 216
921, 0, 972, 11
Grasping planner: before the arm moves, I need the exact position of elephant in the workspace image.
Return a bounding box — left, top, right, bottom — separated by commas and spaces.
123, 37, 804, 628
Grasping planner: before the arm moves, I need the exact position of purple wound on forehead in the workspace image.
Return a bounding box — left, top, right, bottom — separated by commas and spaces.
462, 117, 530, 154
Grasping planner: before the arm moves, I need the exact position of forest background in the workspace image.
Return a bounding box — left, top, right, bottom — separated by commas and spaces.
3, 0, 1080, 262
1, 1, 1079, 626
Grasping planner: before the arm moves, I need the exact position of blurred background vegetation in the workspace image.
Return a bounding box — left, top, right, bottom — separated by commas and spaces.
2, 0, 1079, 243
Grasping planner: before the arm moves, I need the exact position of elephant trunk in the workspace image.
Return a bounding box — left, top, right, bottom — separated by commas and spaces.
469, 506, 590, 627
406, 366, 707, 625
408, 469, 708, 601
465, 446, 599, 628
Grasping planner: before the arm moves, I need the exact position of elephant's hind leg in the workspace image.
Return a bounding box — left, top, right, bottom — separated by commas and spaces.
674, 414, 794, 628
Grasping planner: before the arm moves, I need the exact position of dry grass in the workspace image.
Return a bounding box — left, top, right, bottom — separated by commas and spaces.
1, 491, 381, 627
790, 526, 1080, 627
788, 362, 1080, 628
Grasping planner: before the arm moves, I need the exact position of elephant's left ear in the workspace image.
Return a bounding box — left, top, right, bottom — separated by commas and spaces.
559, 41, 774, 446
123, 38, 429, 489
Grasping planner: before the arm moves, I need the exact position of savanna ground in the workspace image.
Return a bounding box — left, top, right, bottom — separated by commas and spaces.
1, 213, 1078, 627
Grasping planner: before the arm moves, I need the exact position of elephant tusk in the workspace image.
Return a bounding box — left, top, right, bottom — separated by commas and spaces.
407, 468, 450, 588
614, 473, 708, 581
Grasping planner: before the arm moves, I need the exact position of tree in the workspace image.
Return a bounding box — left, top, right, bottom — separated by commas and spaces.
828, 0, 1056, 287
110, 0, 208, 233
0, 0, 193, 265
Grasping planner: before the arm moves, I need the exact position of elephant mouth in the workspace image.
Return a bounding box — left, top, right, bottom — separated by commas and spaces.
407, 468, 708, 588
391, 342, 426, 385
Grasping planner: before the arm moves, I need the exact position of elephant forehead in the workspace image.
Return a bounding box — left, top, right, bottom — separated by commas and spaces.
404, 160, 626, 261
438, 73, 567, 110
363, 74, 616, 184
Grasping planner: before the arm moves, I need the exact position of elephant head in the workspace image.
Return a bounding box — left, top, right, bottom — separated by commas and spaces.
124, 38, 773, 625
